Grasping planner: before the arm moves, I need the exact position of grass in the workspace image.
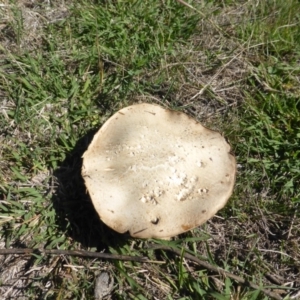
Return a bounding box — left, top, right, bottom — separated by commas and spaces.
0, 0, 300, 299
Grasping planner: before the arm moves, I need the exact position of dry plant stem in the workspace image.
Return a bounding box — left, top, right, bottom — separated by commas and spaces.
189, 51, 244, 100
149, 245, 282, 300
175, 0, 224, 34
287, 204, 298, 239
0, 248, 162, 264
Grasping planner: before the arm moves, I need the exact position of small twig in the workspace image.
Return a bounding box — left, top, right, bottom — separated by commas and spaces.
287, 204, 298, 240
175, 0, 223, 34
258, 248, 299, 264
0, 248, 163, 264
148, 245, 282, 300
189, 50, 244, 101
264, 273, 285, 286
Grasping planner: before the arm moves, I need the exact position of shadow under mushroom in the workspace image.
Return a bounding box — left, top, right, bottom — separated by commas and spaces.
51, 129, 129, 250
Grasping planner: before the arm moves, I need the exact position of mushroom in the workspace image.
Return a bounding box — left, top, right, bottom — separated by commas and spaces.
82, 103, 236, 239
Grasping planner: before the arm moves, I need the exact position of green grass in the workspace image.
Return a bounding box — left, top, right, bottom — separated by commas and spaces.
0, 0, 300, 299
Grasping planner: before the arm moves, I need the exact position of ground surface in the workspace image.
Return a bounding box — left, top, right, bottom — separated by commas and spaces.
0, 0, 300, 299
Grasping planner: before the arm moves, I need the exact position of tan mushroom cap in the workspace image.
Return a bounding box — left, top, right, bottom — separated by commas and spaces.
82, 103, 236, 239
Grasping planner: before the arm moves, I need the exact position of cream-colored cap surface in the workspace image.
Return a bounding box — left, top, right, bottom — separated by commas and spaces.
82, 103, 236, 238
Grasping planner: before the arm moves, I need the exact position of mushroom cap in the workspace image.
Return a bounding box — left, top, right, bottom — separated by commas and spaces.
82, 103, 236, 239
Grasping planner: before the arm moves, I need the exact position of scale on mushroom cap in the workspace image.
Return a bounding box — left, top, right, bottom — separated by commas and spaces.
82, 103, 236, 239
